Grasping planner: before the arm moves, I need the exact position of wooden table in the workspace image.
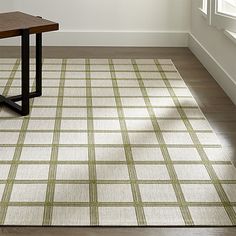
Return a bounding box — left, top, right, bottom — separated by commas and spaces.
0, 11, 59, 115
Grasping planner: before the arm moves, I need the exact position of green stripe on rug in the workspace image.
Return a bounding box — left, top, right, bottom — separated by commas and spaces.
43, 59, 67, 225
86, 59, 99, 225
131, 59, 194, 225
0, 68, 35, 224
109, 59, 147, 226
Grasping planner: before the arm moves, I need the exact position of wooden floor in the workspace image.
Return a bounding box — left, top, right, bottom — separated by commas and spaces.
0, 46, 235, 236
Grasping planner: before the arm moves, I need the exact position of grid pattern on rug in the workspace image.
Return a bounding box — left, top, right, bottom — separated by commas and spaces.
0, 58, 236, 226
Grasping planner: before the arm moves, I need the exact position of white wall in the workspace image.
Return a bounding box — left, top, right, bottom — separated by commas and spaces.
1, 0, 14, 12
0, 0, 191, 46
189, 0, 236, 104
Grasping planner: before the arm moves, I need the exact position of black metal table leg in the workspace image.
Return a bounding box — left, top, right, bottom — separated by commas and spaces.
21, 28, 30, 115
36, 33, 42, 96
0, 29, 30, 116
1, 30, 43, 116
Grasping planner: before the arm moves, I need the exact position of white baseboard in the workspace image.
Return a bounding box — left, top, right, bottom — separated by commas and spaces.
188, 33, 236, 105
0, 31, 189, 47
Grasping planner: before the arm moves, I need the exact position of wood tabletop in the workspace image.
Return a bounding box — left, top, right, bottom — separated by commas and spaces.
0, 11, 59, 39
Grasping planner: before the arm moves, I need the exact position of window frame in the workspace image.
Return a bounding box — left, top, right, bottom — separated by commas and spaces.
217, 0, 236, 18
210, 0, 236, 31
202, 0, 208, 13
200, 0, 236, 43
200, 0, 212, 25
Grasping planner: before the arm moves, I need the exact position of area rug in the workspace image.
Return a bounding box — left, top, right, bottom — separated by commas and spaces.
0, 58, 236, 226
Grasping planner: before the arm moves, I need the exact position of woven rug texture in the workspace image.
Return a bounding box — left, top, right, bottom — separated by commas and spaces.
0, 58, 236, 226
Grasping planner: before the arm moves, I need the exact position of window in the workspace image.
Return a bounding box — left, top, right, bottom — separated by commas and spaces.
218, 0, 236, 17
200, 0, 211, 23
201, 0, 236, 32
212, 0, 236, 31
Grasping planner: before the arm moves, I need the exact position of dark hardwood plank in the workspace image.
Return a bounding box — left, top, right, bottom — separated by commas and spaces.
210, 121, 236, 133
0, 227, 236, 236
205, 112, 236, 122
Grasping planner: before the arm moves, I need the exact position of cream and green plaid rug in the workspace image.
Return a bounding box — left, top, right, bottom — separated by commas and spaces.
0, 58, 236, 226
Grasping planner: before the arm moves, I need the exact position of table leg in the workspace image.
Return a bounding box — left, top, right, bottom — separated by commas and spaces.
21, 28, 30, 115
36, 33, 42, 96
1, 31, 42, 116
